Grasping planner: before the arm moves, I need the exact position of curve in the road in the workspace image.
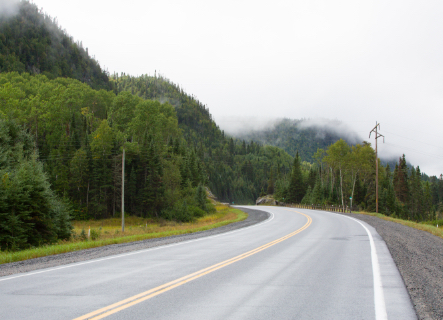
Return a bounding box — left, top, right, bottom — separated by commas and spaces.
74, 209, 312, 320
0, 206, 416, 320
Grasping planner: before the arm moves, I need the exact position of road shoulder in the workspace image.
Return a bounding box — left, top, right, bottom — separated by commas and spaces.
339, 211, 443, 320
0, 208, 269, 277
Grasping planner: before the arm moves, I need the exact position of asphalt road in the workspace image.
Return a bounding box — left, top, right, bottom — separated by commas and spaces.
0, 206, 416, 320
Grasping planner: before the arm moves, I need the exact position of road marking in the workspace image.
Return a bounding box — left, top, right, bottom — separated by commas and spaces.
0, 210, 274, 283
73, 209, 311, 320
322, 212, 388, 320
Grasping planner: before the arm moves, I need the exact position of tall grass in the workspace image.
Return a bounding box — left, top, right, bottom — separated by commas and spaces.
0, 206, 247, 265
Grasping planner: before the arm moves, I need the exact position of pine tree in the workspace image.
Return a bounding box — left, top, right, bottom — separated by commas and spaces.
267, 168, 275, 195
195, 184, 207, 212
287, 152, 305, 203
394, 155, 409, 204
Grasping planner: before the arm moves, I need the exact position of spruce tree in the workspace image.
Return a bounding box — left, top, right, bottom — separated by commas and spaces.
394, 155, 409, 204
267, 168, 275, 195
195, 184, 207, 212
287, 152, 305, 203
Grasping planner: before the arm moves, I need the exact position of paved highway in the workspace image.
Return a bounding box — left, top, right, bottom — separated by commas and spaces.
0, 206, 416, 319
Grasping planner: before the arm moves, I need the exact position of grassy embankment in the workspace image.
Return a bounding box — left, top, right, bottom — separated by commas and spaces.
353, 211, 443, 240
286, 204, 443, 240
0, 205, 247, 265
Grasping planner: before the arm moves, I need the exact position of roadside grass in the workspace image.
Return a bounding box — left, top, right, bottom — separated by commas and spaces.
353, 211, 443, 240
0, 206, 247, 265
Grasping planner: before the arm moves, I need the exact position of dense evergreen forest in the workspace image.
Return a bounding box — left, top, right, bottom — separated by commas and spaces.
0, 72, 219, 249
111, 73, 294, 204
0, 1, 442, 252
0, 0, 112, 90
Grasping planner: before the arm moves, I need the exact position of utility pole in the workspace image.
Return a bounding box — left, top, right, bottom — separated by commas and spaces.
122, 147, 125, 232
369, 122, 385, 214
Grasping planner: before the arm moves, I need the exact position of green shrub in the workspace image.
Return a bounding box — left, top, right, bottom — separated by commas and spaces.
162, 200, 194, 222
188, 206, 206, 218
79, 229, 87, 241
90, 229, 100, 241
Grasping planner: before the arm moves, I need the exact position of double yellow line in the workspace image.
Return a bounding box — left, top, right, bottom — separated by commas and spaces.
74, 209, 312, 320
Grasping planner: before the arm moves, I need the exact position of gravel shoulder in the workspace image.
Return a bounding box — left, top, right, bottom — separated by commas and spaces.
2, 207, 441, 320
0, 207, 269, 278
339, 211, 443, 320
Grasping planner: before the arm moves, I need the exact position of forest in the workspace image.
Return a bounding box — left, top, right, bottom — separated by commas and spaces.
111, 73, 295, 204
0, 1, 442, 253
272, 139, 443, 222
0, 0, 112, 90
0, 72, 214, 250
233, 118, 359, 162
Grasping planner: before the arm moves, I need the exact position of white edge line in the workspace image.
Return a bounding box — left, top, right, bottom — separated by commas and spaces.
0, 209, 274, 282
324, 211, 388, 320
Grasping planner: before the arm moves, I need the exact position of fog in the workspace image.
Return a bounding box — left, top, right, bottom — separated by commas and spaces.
12, 0, 443, 176
0, 0, 19, 17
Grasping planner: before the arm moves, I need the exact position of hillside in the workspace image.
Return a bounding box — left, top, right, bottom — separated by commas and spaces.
0, 0, 293, 205
231, 118, 362, 162
0, 0, 112, 90
112, 74, 294, 204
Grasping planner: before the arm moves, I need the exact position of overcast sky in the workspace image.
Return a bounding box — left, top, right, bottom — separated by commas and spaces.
18, 0, 443, 176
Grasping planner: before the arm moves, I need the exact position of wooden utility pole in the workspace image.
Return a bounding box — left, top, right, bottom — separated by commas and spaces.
122, 147, 125, 232
369, 122, 385, 213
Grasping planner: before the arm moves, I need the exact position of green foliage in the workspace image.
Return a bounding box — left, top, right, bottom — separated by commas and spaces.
79, 228, 87, 241
90, 229, 100, 241
287, 152, 305, 203
112, 74, 294, 204
0, 119, 72, 250
0, 73, 191, 222
195, 184, 207, 212
0, 1, 112, 91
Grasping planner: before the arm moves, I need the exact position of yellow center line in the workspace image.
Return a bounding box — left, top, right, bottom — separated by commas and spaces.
73, 209, 312, 320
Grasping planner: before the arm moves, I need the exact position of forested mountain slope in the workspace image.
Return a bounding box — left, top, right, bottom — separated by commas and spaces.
112, 74, 294, 203
0, 0, 112, 90
0, 72, 211, 222
0, 0, 293, 205
232, 118, 361, 162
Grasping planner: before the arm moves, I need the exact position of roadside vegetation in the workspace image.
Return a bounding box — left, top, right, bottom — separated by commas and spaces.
0, 205, 246, 265
354, 211, 443, 240
1, 0, 442, 264
272, 139, 443, 223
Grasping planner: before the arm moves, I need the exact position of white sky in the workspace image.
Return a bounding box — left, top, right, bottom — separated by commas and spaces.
23, 0, 443, 176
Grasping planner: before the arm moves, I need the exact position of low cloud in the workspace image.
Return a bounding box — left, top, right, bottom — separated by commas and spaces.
219, 116, 363, 145
216, 115, 281, 136
297, 118, 362, 144
0, 0, 20, 17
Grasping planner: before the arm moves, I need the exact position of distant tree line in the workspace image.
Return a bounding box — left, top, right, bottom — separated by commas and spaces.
272, 139, 443, 222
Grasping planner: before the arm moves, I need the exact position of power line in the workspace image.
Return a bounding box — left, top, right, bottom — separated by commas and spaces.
369, 121, 384, 214
382, 130, 443, 151
383, 142, 443, 161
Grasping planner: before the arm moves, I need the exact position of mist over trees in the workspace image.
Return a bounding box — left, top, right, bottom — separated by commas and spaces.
112, 73, 294, 204
0, 0, 112, 90
231, 118, 362, 162
0, 0, 441, 254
